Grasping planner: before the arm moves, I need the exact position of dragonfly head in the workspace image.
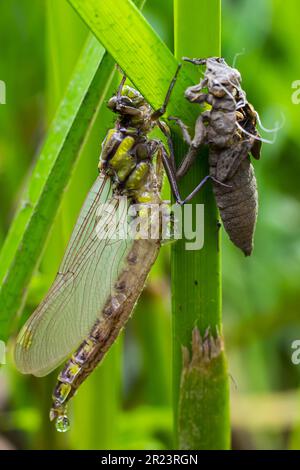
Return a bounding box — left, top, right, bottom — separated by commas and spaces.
107, 85, 147, 116
204, 58, 242, 98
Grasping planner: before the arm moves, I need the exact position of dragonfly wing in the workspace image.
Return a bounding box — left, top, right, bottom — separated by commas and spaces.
15, 174, 133, 376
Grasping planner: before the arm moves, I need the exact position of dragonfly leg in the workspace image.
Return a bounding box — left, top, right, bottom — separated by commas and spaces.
157, 121, 176, 172
165, 116, 196, 179
177, 146, 200, 180
182, 175, 211, 203
169, 114, 207, 179
168, 116, 192, 146
182, 56, 207, 66
159, 144, 184, 205
157, 141, 231, 205
183, 78, 208, 104
183, 175, 231, 204
117, 74, 127, 100
151, 63, 182, 120
152, 142, 164, 193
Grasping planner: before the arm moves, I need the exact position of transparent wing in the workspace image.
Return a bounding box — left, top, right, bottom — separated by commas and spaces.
15, 174, 133, 377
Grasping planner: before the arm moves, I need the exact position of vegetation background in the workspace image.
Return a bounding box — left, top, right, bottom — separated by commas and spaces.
0, 0, 300, 450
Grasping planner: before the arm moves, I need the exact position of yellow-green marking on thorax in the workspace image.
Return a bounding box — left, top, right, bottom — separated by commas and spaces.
109, 136, 136, 181
125, 161, 149, 191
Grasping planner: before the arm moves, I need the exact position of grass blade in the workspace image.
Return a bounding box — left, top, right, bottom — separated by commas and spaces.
68, 0, 197, 124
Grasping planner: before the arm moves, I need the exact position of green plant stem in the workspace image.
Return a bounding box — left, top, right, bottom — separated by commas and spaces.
172, 0, 230, 450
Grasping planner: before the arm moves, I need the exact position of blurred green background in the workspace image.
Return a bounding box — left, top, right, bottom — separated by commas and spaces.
0, 0, 300, 450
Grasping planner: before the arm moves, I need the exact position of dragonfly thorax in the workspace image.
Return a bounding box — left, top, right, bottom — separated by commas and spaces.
99, 129, 161, 204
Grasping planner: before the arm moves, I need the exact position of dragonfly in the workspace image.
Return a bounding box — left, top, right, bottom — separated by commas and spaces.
14, 67, 186, 432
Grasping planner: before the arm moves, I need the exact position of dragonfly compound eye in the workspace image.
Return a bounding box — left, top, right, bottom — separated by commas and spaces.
107, 96, 117, 110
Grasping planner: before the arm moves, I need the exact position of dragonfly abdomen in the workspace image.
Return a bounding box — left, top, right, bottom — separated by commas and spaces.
50, 238, 160, 425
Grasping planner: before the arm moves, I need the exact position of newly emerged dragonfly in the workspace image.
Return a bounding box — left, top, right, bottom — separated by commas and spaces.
14, 69, 184, 432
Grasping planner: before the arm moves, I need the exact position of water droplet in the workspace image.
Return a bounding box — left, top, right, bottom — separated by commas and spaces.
55, 415, 70, 433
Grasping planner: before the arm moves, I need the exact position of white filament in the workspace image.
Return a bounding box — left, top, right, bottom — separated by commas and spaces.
232, 49, 246, 68
236, 120, 276, 144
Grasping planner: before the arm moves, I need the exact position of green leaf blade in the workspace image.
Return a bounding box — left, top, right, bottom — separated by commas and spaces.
68, 0, 197, 125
